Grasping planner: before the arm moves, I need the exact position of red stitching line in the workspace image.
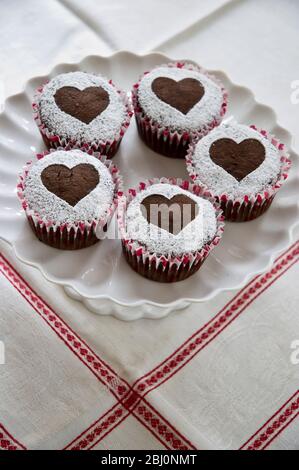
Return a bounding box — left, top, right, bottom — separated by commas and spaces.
0, 423, 26, 450
66, 405, 128, 451
240, 390, 299, 448
132, 398, 196, 450
133, 276, 258, 390
141, 397, 196, 450
0, 254, 130, 401
240, 391, 299, 450
88, 411, 130, 451
131, 408, 172, 451
134, 242, 299, 395
63, 402, 123, 450
262, 412, 299, 450
0, 255, 193, 451
137, 256, 299, 399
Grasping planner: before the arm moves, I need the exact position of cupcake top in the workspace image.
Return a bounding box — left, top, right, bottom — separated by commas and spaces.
189, 122, 283, 199
23, 150, 115, 225
124, 183, 217, 256
38, 71, 128, 143
136, 63, 225, 133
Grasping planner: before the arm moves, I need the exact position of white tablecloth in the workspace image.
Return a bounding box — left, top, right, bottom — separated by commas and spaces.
0, 0, 298, 450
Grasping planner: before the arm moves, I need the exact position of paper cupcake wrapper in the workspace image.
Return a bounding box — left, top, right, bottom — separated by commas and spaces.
186, 126, 292, 222
118, 177, 225, 282
17, 149, 124, 250
32, 80, 133, 158
132, 61, 228, 159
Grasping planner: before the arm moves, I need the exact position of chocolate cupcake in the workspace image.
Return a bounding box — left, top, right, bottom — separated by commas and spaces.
132, 62, 227, 159
118, 178, 224, 282
17, 149, 123, 249
186, 122, 291, 222
33, 71, 132, 157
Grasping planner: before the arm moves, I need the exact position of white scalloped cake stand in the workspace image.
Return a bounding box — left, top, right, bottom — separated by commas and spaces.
0, 52, 298, 320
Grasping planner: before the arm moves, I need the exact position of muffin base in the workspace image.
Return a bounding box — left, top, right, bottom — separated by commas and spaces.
40, 132, 122, 158
27, 215, 100, 250
220, 195, 275, 222
122, 241, 206, 283
135, 115, 191, 159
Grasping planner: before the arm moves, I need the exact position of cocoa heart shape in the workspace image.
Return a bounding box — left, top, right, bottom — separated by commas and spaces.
151, 77, 205, 114
209, 138, 266, 182
54, 86, 109, 124
41, 164, 99, 206
141, 194, 199, 235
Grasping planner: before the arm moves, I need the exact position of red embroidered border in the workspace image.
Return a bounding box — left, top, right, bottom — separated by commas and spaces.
133, 241, 299, 396
240, 391, 299, 450
0, 240, 298, 450
132, 398, 196, 450
64, 404, 129, 450
0, 424, 26, 450
0, 255, 194, 451
0, 255, 130, 402
65, 397, 195, 451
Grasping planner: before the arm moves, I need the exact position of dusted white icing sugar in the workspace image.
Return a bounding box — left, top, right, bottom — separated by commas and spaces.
191, 122, 282, 199
137, 65, 224, 132
24, 150, 114, 224
125, 183, 217, 256
38, 71, 127, 143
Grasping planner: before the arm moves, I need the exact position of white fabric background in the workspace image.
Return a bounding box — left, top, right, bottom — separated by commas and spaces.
0, 0, 298, 450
